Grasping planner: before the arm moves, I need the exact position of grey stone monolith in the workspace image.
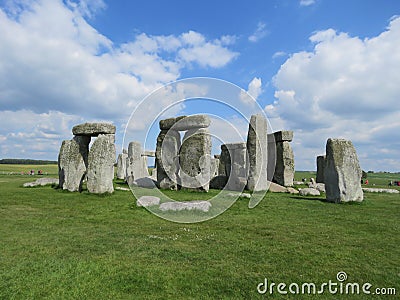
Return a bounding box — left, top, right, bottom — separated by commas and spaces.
316, 155, 325, 183
222, 142, 248, 191
274, 140, 294, 187
267, 131, 294, 187
87, 134, 115, 194
126, 141, 149, 184
179, 128, 212, 192
324, 138, 363, 203
246, 114, 268, 191
211, 157, 219, 178
116, 152, 128, 180
156, 129, 181, 190
58, 135, 90, 192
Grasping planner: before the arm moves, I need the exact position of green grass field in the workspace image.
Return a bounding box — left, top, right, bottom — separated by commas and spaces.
0, 165, 399, 299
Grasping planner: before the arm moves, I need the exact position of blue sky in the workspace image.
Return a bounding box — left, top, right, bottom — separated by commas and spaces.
0, 0, 399, 171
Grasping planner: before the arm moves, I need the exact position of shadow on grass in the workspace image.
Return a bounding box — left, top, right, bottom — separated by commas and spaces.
289, 195, 365, 205
289, 195, 327, 203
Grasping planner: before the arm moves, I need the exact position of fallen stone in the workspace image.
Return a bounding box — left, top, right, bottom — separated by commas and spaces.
133, 177, 157, 188
23, 178, 59, 187
72, 122, 116, 136
299, 188, 321, 196
268, 181, 288, 193
115, 186, 130, 191
172, 115, 211, 131
286, 187, 299, 194
137, 196, 161, 207
293, 181, 304, 185
362, 188, 399, 194
159, 200, 212, 212
324, 138, 363, 203
308, 182, 326, 193
226, 192, 251, 198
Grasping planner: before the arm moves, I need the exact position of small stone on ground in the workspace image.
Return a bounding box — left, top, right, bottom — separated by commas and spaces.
137, 196, 161, 207
159, 200, 211, 212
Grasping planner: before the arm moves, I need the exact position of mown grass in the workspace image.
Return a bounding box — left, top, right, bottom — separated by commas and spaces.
0, 166, 399, 299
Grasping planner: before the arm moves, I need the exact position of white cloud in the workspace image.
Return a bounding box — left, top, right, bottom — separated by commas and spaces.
240, 77, 263, 105
248, 22, 268, 43
0, 1, 238, 160
272, 51, 287, 59
300, 0, 315, 6
268, 16, 400, 171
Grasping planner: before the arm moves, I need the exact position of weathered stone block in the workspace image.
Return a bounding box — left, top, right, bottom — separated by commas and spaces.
156, 129, 181, 190
272, 130, 293, 142
87, 134, 115, 194
273, 141, 294, 187
173, 115, 211, 131
179, 128, 212, 192
126, 141, 149, 183
116, 152, 128, 180
72, 122, 115, 136
324, 138, 363, 203
246, 114, 268, 191
58, 135, 90, 192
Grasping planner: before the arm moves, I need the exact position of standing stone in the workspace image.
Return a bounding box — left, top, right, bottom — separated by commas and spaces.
126, 141, 149, 184
58, 136, 90, 192
156, 129, 181, 190
223, 143, 248, 191
274, 141, 294, 187
179, 128, 212, 192
246, 114, 268, 191
324, 138, 363, 203
116, 152, 128, 180
210, 157, 219, 178
268, 131, 294, 187
87, 134, 115, 194
219, 145, 230, 177
316, 155, 326, 183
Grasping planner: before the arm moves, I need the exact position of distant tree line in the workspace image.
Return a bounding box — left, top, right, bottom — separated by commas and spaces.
0, 159, 57, 165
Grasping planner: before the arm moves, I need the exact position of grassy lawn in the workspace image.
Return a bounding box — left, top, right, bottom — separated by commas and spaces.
0, 165, 399, 299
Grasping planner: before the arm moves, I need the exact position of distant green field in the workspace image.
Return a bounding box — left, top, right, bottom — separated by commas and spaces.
0, 165, 399, 299
295, 170, 400, 190
0, 164, 58, 175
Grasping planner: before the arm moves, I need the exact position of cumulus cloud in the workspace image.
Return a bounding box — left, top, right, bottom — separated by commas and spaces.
248, 22, 268, 43
0, 0, 238, 159
240, 77, 263, 106
267, 17, 400, 171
